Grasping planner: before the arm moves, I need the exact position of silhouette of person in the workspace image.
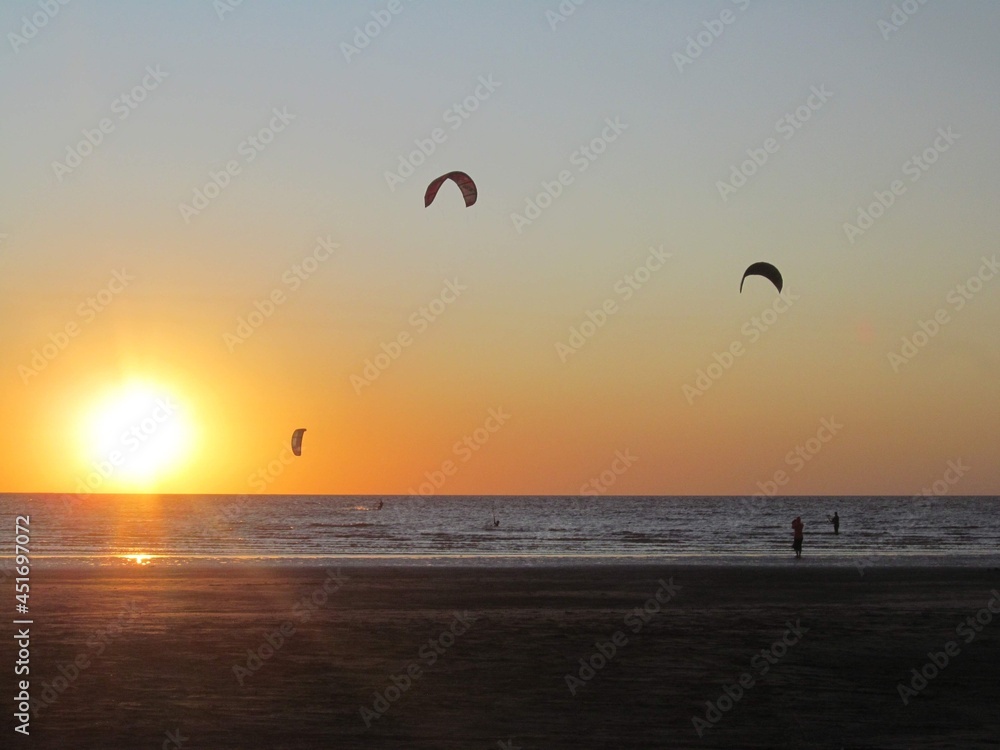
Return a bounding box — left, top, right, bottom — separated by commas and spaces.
792, 516, 804, 558
376, 499, 384, 511
829, 512, 839, 534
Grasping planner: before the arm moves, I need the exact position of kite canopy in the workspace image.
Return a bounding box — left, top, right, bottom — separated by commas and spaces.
291, 428, 306, 457
740, 262, 783, 293
424, 171, 477, 208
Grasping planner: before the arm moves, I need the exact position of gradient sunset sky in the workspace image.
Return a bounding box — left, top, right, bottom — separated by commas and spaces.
2, 1, 998, 496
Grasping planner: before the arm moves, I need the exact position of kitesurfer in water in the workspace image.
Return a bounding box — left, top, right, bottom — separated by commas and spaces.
828, 512, 839, 535
792, 517, 804, 558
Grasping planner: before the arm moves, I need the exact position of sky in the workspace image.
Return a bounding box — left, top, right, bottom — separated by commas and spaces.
1, 0, 998, 496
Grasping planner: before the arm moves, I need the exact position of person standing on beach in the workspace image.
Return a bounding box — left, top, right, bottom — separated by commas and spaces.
829, 512, 839, 534
792, 517, 804, 558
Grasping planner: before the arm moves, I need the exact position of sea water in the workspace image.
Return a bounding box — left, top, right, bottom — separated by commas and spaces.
2, 494, 999, 568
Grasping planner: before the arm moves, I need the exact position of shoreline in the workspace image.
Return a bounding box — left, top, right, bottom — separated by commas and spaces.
7, 565, 1000, 748
11, 554, 1000, 570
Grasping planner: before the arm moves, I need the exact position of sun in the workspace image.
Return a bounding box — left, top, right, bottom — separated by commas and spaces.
80, 381, 196, 491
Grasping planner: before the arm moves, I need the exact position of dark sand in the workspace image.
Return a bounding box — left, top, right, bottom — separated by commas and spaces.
6, 565, 1000, 749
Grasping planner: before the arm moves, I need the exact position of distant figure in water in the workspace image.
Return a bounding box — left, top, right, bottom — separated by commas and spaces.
828, 512, 839, 534
792, 516, 804, 558
492, 507, 500, 527
376, 499, 384, 511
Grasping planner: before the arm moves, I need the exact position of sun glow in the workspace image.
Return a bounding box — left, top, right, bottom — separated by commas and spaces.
81, 382, 196, 491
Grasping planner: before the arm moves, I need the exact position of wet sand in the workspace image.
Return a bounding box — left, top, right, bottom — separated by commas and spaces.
6, 564, 1000, 749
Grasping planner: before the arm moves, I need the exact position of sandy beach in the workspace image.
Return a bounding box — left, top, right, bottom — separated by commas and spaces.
6, 564, 1000, 749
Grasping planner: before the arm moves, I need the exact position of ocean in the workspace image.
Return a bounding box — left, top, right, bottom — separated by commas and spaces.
3, 494, 999, 568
